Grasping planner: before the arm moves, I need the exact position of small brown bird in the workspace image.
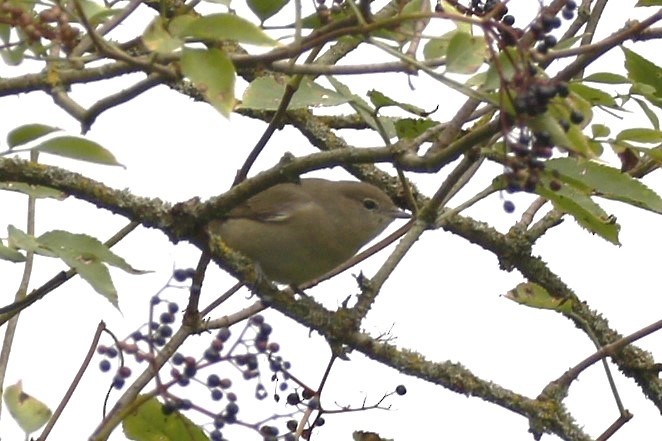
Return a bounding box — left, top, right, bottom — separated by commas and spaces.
208, 179, 409, 285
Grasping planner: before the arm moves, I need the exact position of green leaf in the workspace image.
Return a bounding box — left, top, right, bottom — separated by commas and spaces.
176, 13, 278, 46
61, 252, 118, 305
636, 0, 662, 6
247, 0, 289, 22
367, 90, 430, 116
123, 396, 208, 441
0, 240, 25, 262
240, 76, 348, 110
395, 118, 437, 139
7, 225, 56, 257
38, 230, 147, 274
445, 31, 486, 74
623, 47, 662, 99
326, 76, 395, 139
591, 124, 610, 138
633, 97, 660, 130
4, 381, 52, 435
616, 128, 662, 143
142, 17, 183, 54
180, 48, 236, 118
7, 123, 60, 148
76, 0, 119, 25
569, 83, 618, 107
36, 231, 147, 307
390, 0, 431, 44
484, 47, 521, 91
504, 282, 573, 313
583, 72, 630, 84
537, 179, 620, 244
422, 29, 456, 60
547, 158, 662, 214
0, 42, 27, 66
33, 136, 123, 166
0, 182, 67, 199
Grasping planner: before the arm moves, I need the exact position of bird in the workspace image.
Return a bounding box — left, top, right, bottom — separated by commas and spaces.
208, 178, 409, 285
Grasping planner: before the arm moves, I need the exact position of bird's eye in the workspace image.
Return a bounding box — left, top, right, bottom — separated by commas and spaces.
362, 198, 379, 210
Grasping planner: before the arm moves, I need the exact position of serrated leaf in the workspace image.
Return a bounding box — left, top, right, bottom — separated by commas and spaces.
0, 240, 25, 262
180, 48, 236, 117
142, 17, 183, 54
569, 83, 618, 108
38, 230, 147, 274
7, 123, 60, 148
240, 76, 348, 110
504, 282, 573, 313
633, 97, 660, 130
7, 225, 56, 257
529, 112, 593, 157
547, 157, 662, 214
583, 72, 630, 84
367, 90, 430, 116
176, 13, 278, 46
616, 128, 662, 143
623, 47, 662, 99
537, 179, 620, 244
247, 0, 289, 22
4, 381, 51, 435
445, 31, 486, 74
33, 136, 123, 166
326, 76, 396, 139
0, 182, 67, 199
395, 118, 437, 139
60, 252, 118, 305
123, 396, 208, 441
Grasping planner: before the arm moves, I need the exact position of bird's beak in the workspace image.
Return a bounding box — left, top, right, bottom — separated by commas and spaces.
388, 208, 411, 219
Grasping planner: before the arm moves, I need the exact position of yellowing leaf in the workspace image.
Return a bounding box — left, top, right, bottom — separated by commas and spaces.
4, 381, 52, 435
181, 48, 236, 117
123, 396, 208, 441
504, 282, 573, 313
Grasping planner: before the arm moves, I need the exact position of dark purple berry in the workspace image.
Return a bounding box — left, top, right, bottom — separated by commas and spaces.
570, 110, 584, 124
217, 328, 231, 342
503, 200, 516, 213
172, 353, 185, 365
99, 359, 111, 372
543, 35, 557, 48
211, 389, 223, 401
395, 385, 407, 395
207, 374, 221, 387
225, 402, 239, 415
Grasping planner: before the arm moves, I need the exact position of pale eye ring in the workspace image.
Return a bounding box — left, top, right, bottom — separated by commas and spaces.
363, 198, 379, 210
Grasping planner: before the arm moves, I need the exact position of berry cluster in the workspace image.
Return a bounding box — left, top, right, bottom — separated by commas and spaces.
0, 4, 80, 51
97, 269, 293, 441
